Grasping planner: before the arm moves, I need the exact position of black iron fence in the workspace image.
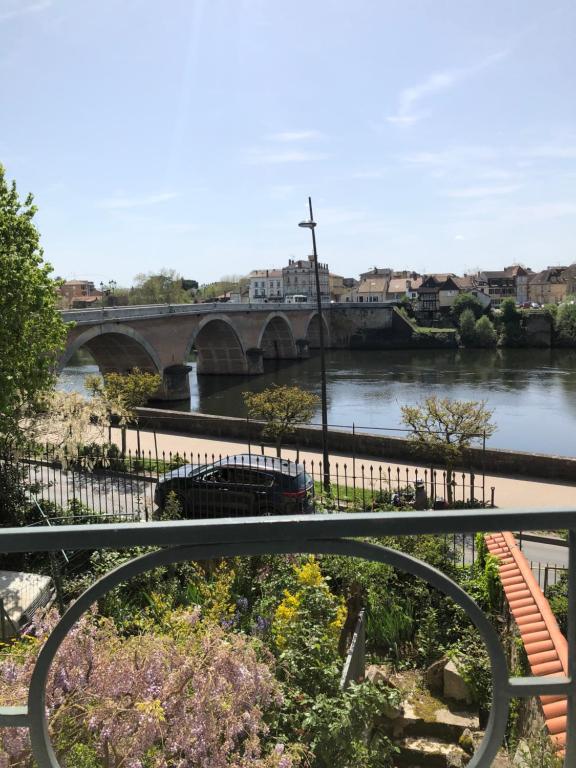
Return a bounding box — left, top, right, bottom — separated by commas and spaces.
2, 443, 492, 526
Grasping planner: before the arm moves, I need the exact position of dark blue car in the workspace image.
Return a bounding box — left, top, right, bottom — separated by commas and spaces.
154, 453, 314, 518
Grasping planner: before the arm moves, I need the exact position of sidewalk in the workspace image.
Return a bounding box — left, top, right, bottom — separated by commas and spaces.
114, 426, 576, 510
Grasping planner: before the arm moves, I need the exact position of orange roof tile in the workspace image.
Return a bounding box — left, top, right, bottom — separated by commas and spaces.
485, 532, 567, 756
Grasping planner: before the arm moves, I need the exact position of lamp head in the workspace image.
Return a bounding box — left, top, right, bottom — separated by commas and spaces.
298, 220, 316, 229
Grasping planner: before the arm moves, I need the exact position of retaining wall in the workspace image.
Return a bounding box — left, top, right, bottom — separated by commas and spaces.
135, 407, 576, 483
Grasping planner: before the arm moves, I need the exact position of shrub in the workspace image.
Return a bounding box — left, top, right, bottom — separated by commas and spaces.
474, 315, 497, 347
556, 302, 576, 345
0, 607, 295, 768
459, 309, 477, 346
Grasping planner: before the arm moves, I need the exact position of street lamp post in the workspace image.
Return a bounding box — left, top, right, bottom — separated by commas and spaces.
299, 197, 330, 492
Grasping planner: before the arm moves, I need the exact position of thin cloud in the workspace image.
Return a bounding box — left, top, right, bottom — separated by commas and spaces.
0, 0, 51, 22
387, 50, 509, 125
441, 184, 521, 199
243, 148, 329, 165
268, 130, 323, 142
97, 192, 178, 210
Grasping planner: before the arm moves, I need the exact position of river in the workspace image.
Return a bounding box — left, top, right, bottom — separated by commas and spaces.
58, 347, 576, 456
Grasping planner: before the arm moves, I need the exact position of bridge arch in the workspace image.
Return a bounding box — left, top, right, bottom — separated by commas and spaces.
305, 313, 330, 349
258, 313, 297, 359
60, 324, 163, 376
190, 315, 247, 374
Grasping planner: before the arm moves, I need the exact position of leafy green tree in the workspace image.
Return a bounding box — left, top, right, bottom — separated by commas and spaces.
500, 297, 524, 346
458, 308, 477, 346
197, 274, 248, 301
87, 367, 161, 454
401, 397, 496, 505
451, 292, 484, 322
474, 315, 497, 348
128, 269, 193, 305
243, 384, 319, 457
0, 165, 68, 446
556, 302, 576, 345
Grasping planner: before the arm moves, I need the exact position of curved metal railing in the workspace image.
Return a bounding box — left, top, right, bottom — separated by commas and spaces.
1, 508, 574, 767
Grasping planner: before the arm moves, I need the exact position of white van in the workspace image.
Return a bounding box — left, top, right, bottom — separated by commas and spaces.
285, 294, 308, 304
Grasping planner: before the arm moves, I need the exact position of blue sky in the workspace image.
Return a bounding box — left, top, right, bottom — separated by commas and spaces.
1, 0, 575, 285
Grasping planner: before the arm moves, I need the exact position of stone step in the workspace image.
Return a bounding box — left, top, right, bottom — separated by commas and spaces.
383, 702, 479, 742
394, 736, 469, 768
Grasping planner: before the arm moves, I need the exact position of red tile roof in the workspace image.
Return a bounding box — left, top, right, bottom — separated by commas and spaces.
485, 532, 567, 754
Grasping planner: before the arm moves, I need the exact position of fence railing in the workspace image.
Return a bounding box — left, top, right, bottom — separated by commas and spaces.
4, 444, 491, 526
0, 508, 575, 767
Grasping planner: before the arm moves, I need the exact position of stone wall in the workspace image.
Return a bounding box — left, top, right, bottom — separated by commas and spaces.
135, 407, 576, 483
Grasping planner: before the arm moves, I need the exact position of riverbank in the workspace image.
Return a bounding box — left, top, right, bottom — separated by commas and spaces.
135, 407, 576, 484
116, 425, 576, 510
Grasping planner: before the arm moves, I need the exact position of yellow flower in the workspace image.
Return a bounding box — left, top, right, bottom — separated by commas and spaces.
295, 557, 323, 587
135, 699, 165, 722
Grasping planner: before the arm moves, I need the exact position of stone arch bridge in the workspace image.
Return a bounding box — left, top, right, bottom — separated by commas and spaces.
60, 302, 401, 401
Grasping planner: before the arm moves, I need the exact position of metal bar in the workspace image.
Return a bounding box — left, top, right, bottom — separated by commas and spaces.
507, 676, 572, 697
3, 508, 576, 554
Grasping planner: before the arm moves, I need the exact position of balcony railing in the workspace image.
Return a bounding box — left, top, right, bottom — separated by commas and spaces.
0, 508, 574, 767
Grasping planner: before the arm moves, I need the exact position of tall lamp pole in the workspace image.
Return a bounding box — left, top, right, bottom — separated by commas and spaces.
299, 197, 330, 492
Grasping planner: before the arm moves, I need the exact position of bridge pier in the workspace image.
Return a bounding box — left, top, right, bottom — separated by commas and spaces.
296, 338, 310, 359
157, 364, 192, 402
246, 348, 264, 375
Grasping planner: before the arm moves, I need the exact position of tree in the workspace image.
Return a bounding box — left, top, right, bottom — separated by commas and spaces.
500, 297, 524, 346
474, 315, 497, 348
129, 269, 194, 305
458, 309, 477, 347
451, 292, 484, 322
556, 302, 576, 345
86, 368, 161, 454
0, 165, 68, 447
401, 396, 496, 505
243, 384, 319, 457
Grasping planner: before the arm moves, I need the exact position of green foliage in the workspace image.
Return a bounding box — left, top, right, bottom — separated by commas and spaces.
0, 460, 30, 527
243, 384, 319, 456
458, 308, 477, 346
302, 681, 400, 768
87, 367, 161, 415
197, 274, 248, 300
500, 298, 525, 346
556, 302, 576, 345
547, 573, 568, 635
401, 396, 495, 504
451, 292, 484, 321
0, 165, 68, 446
474, 315, 498, 348
448, 626, 492, 722
128, 269, 194, 304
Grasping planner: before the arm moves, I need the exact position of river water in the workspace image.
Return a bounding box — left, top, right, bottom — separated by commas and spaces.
59, 348, 576, 456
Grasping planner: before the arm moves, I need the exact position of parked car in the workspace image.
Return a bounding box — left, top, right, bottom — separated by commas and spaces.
154, 454, 314, 518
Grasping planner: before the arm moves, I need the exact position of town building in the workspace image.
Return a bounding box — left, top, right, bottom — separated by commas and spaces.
248, 269, 284, 302
282, 256, 329, 303
58, 280, 103, 309
351, 268, 394, 302
528, 266, 576, 305
329, 274, 358, 303
385, 273, 422, 301
415, 274, 463, 316
476, 266, 530, 307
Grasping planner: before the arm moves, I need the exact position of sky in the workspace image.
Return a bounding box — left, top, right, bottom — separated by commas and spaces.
1, 0, 575, 286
